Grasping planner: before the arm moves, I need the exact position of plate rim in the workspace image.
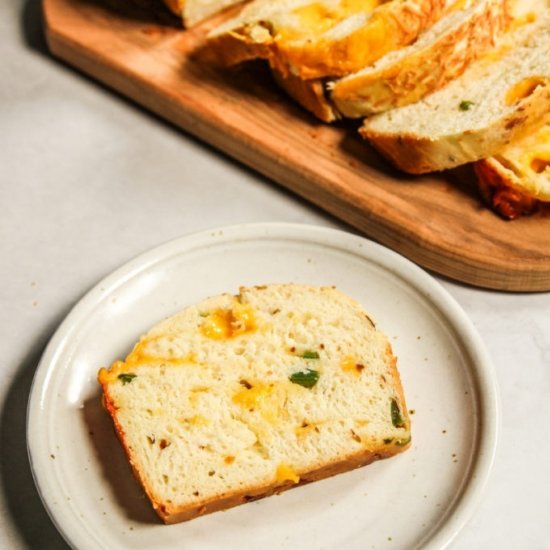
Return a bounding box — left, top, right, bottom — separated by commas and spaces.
26, 222, 501, 550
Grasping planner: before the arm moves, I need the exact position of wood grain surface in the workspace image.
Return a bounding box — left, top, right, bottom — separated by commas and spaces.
42, 0, 550, 291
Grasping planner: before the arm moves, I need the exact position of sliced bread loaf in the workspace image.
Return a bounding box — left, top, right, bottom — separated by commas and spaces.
330, 0, 512, 117
207, 0, 448, 79
98, 284, 411, 524
474, 122, 550, 218
360, 13, 550, 173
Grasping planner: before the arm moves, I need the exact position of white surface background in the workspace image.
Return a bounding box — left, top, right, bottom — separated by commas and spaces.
1, 1, 549, 548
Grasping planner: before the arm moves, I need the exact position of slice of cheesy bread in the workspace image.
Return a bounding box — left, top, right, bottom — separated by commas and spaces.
98, 284, 411, 524
163, 0, 244, 27
360, 13, 550, 173
474, 122, 550, 219
207, 0, 448, 80
330, 0, 512, 117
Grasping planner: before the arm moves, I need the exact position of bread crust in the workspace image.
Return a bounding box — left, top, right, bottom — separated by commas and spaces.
361, 82, 550, 174
331, 0, 511, 117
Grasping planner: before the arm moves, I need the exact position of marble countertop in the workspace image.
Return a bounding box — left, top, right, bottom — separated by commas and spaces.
1, 2, 549, 548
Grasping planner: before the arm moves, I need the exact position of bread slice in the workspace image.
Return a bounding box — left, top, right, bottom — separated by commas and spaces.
207, 0, 448, 80
330, 0, 512, 117
360, 13, 550, 174
474, 122, 550, 218
163, 0, 245, 27
97, 284, 411, 524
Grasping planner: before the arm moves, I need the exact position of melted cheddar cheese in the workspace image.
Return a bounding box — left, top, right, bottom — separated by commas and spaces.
179, 415, 210, 426
278, 9, 397, 78
340, 356, 365, 376
476, 122, 550, 218
97, 337, 199, 385
201, 303, 257, 340
276, 463, 300, 483
281, 0, 384, 40
505, 77, 547, 106
232, 380, 304, 423
513, 126, 550, 176
98, 361, 127, 385
98, 301, 257, 386
264, 0, 433, 79
233, 383, 275, 410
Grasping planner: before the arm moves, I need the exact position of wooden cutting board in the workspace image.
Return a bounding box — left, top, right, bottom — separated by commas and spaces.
42, 0, 550, 291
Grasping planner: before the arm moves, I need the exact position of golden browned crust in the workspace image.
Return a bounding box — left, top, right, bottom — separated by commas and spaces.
361, 82, 550, 174
332, 0, 512, 116
271, 70, 339, 123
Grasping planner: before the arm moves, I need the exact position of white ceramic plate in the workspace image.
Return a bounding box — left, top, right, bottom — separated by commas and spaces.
27, 223, 499, 550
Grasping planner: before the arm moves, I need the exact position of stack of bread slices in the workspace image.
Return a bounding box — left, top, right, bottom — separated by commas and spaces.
167, 0, 550, 219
